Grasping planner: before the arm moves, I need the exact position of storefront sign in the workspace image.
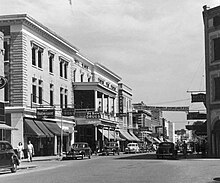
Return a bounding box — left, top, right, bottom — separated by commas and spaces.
36, 108, 55, 119
187, 112, 206, 120
0, 102, 5, 123
0, 76, 7, 89
191, 93, 206, 103
62, 108, 75, 116
86, 112, 101, 119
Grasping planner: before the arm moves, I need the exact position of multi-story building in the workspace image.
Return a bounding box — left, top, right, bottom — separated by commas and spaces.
0, 14, 136, 155
203, 5, 220, 157
0, 14, 83, 156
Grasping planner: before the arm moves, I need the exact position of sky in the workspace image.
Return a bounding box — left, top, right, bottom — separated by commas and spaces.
1, 0, 219, 129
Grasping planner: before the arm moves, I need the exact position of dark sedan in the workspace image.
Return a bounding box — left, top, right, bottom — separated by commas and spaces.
63, 142, 92, 160
0, 141, 19, 173
156, 142, 177, 159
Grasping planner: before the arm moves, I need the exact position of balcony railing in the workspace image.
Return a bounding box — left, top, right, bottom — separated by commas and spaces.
74, 109, 116, 121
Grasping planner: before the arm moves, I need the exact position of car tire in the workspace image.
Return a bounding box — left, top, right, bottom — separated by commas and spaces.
81, 154, 84, 160
88, 153, 91, 159
11, 162, 17, 173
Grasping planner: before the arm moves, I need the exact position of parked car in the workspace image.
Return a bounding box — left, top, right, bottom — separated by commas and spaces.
156, 142, 177, 159
102, 142, 120, 155
63, 142, 92, 160
125, 143, 140, 153
0, 141, 19, 173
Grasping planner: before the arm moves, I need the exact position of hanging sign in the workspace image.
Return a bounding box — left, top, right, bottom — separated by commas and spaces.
0, 76, 7, 89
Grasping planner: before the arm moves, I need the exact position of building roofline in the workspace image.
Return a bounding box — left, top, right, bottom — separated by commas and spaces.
0, 13, 79, 53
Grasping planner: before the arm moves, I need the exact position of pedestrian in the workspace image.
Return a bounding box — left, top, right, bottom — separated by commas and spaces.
182, 141, 187, 158
27, 141, 34, 162
17, 142, 24, 162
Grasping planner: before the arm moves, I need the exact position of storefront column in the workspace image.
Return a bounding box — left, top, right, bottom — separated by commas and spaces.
71, 130, 75, 145
94, 125, 98, 141
94, 90, 98, 111
101, 93, 104, 112
108, 127, 110, 141
54, 135, 57, 155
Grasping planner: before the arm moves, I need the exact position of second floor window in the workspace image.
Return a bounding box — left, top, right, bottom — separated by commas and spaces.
50, 84, 54, 106
60, 87, 64, 108
214, 38, 220, 61
38, 80, 43, 104
32, 78, 37, 103
215, 77, 220, 101
31, 43, 43, 68
32, 47, 36, 66
59, 58, 68, 79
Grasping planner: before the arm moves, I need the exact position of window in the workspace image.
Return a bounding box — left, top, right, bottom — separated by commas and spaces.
60, 87, 64, 108
81, 74, 84, 82
64, 63, 68, 79
214, 38, 220, 61
31, 43, 44, 68
59, 57, 69, 79
38, 48, 43, 68
50, 84, 54, 106
73, 70, 76, 82
60, 61, 63, 77
65, 89, 68, 108
49, 53, 54, 73
213, 16, 220, 27
32, 78, 37, 103
32, 47, 36, 66
215, 77, 220, 101
38, 80, 43, 104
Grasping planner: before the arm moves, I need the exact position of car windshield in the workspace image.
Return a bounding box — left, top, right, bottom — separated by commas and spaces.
73, 144, 86, 148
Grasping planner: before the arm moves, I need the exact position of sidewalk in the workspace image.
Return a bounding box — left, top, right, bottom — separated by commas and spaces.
18, 155, 61, 170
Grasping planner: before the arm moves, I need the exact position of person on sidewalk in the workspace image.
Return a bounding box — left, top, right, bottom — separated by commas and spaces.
27, 141, 34, 162
17, 142, 24, 162
182, 141, 187, 159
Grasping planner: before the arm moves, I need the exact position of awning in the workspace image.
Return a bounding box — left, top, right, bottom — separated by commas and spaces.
34, 120, 54, 137
24, 118, 46, 137
129, 131, 141, 142
153, 137, 161, 144
144, 136, 154, 144
98, 129, 115, 140
118, 129, 134, 141
43, 121, 68, 136
0, 124, 18, 130
109, 131, 125, 141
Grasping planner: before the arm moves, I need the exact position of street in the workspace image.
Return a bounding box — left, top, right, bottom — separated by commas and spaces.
0, 153, 220, 183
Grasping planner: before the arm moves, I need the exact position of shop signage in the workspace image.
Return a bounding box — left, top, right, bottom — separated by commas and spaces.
191, 93, 206, 103
0, 102, 5, 123
62, 108, 75, 116
187, 112, 206, 120
0, 76, 7, 89
118, 92, 123, 114
86, 111, 101, 119
36, 108, 55, 119
116, 113, 127, 117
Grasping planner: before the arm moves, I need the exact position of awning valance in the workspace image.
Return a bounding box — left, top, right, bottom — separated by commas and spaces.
98, 129, 115, 140
0, 124, 18, 130
129, 131, 141, 142
34, 120, 54, 137
43, 121, 68, 136
118, 129, 134, 141
24, 118, 46, 137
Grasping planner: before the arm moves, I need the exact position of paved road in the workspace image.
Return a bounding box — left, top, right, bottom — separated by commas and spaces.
0, 153, 220, 183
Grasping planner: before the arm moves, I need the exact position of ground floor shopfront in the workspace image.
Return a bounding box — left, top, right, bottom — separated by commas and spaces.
5, 107, 75, 156
75, 119, 141, 153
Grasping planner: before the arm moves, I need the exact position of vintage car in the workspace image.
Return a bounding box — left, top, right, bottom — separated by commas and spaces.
0, 141, 20, 173
63, 142, 92, 160
125, 143, 140, 153
156, 142, 177, 159
102, 142, 120, 155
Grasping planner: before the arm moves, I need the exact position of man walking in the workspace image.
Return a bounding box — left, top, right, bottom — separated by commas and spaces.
27, 141, 34, 162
